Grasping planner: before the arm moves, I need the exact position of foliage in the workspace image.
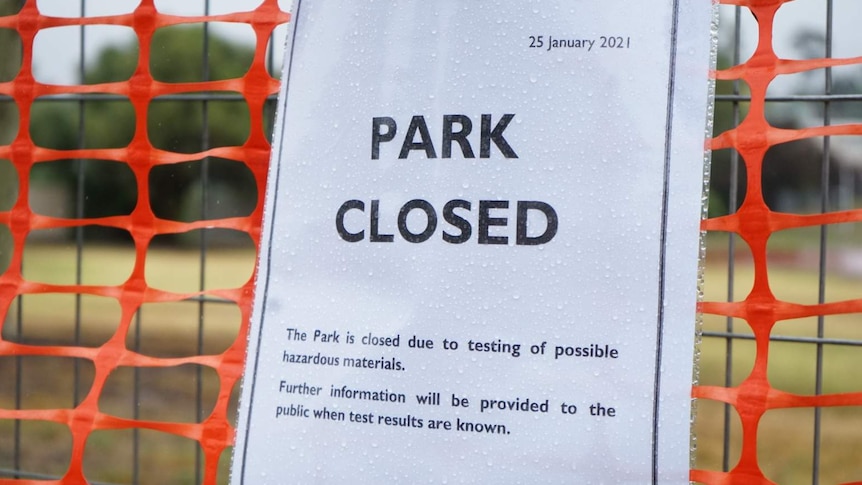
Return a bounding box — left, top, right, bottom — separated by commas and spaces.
1, 0, 22, 268
28, 25, 256, 233
707, 52, 749, 218
18, 19, 862, 233
708, 30, 862, 217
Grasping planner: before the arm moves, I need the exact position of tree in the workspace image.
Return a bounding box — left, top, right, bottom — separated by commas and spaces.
707, 25, 862, 216
1, 0, 23, 271
28, 25, 258, 235
762, 28, 862, 213
1, 0, 21, 180
707, 49, 750, 218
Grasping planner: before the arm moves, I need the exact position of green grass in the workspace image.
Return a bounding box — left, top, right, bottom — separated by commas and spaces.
696, 252, 862, 483
1, 244, 250, 483
5, 243, 254, 353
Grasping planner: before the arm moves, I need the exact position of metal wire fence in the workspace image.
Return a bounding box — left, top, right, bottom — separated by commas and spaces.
1, 1, 286, 483
1, 0, 861, 484
695, 2, 862, 484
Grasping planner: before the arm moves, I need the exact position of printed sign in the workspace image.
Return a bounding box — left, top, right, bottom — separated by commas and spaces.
232, 1, 715, 483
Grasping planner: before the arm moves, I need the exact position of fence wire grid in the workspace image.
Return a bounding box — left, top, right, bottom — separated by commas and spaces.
1, 0, 862, 484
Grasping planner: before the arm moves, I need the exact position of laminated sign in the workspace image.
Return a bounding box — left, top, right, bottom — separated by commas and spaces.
232, 1, 715, 483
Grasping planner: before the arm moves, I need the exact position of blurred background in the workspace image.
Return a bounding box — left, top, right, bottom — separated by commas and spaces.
1, 0, 862, 484
9, 0, 862, 240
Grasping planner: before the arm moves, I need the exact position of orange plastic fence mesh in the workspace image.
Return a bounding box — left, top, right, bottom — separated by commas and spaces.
693, 0, 862, 484
0, 0, 288, 483
2, 0, 862, 484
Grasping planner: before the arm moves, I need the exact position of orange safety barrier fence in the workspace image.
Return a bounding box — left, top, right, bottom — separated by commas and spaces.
1, 0, 861, 484
693, 0, 862, 484
0, 1, 288, 483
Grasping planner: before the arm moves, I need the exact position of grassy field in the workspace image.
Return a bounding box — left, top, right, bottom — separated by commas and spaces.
696, 241, 862, 484
1, 244, 252, 484
2, 243, 862, 483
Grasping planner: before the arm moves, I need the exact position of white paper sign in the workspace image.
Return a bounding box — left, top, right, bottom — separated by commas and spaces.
232, 1, 714, 483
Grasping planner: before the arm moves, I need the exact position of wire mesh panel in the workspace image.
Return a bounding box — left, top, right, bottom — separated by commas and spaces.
0, 0, 288, 483
695, 1, 862, 484
1, 0, 862, 484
